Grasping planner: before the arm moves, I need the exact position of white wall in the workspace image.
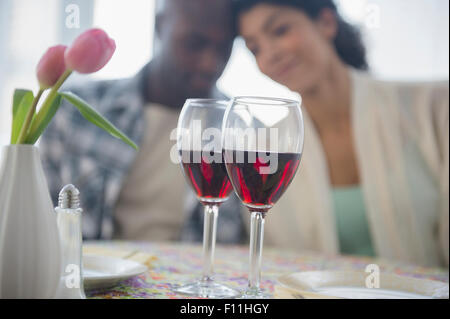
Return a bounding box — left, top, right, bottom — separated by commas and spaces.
338, 0, 449, 80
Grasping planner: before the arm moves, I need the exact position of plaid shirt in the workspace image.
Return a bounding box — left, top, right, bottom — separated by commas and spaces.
40, 65, 246, 243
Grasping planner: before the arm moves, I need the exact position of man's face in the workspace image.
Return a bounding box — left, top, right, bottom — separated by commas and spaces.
158, 6, 234, 98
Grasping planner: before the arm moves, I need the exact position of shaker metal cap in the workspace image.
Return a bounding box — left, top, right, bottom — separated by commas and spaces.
58, 184, 81, 209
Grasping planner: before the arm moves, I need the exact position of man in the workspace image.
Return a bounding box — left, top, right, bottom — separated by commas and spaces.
40, 0, 246, 243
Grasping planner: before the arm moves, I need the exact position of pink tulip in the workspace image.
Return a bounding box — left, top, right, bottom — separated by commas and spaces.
36, 45, 67, 89
64, 28, 116, 74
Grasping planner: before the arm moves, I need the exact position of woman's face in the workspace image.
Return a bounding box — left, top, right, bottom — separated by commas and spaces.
239, 4, 337, 93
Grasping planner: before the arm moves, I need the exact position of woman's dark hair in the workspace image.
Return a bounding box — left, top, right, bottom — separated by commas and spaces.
232, 0, 368, 70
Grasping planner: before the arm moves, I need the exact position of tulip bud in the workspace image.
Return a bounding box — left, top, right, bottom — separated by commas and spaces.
36, 45, 67, 89
65, 28, 116, 74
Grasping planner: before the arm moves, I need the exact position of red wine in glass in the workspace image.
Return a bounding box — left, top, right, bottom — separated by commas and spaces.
224, 150, 301, 211
181, 150, 233, 203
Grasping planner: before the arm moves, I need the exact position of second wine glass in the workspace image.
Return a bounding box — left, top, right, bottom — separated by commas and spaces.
174, 99, 239, 298
223, 96, 304, 298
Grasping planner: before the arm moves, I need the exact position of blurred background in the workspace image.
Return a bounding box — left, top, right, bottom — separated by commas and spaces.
0, 0, 448, 146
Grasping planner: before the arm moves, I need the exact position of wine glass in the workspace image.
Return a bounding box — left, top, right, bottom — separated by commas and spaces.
222, 96, 304, 298
174, 99, 240, 298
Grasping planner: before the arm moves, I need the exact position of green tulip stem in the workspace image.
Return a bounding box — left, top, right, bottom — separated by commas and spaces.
21, 69, 73, 144
16, 88, 44, 144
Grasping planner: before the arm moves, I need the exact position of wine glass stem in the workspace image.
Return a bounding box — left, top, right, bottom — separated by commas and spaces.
248, 211, 266, 292
201, 204, 219, 282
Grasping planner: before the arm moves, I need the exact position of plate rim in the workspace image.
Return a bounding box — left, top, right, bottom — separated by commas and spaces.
277, 270, 449, 299
82, 254, 148, 282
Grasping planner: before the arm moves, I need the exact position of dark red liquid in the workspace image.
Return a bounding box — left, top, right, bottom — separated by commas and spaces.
224, 150, 301, 211
181, 151, 233, 202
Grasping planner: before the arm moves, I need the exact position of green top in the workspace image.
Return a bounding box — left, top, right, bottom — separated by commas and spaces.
332, 185, 375, 257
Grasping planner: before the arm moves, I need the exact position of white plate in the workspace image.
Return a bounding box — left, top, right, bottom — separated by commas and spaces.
277, 271, 449, 299
83, 255, 148, 291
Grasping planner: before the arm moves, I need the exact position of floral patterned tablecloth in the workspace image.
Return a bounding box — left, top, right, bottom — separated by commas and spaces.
86, 241, 449, 299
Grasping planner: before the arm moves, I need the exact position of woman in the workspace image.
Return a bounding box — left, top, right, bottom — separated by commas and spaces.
232, 0, 448, 267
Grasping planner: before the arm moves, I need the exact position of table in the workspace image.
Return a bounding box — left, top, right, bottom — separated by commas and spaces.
86, 241, 449, 299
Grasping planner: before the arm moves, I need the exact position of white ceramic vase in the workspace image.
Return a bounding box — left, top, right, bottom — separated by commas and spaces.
0, 145, 61, 298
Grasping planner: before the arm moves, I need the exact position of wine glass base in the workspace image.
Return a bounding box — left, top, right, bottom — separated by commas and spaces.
239, 288, 271, 299
173, 280, 240, 299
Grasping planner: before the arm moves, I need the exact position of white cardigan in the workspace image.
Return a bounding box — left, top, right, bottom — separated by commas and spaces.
263, 70, 449, 268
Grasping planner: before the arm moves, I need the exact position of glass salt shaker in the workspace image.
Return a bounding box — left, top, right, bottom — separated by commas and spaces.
55, 184, 86, 299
